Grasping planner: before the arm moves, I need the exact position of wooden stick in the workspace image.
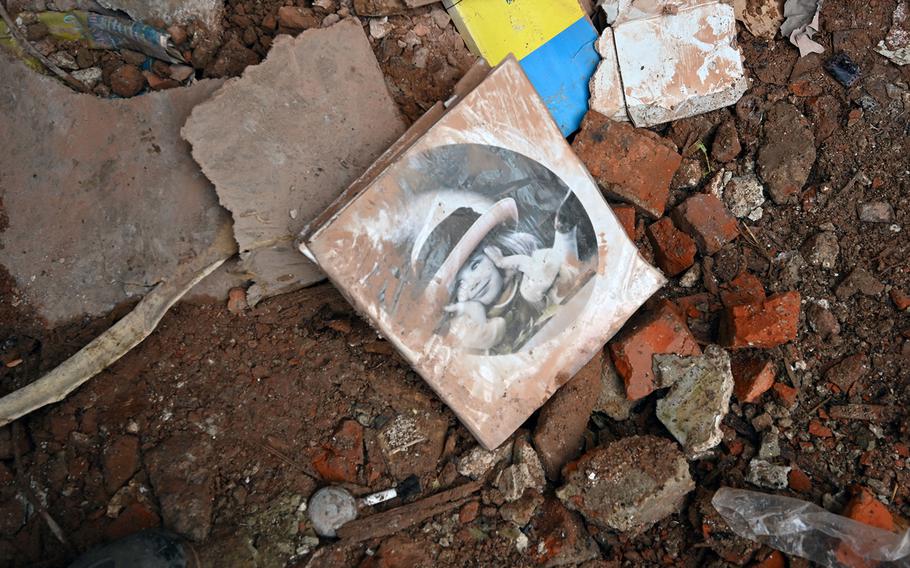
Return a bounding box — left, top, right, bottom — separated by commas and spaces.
0, 0, 90, 92
0, 257, 228, 427
336, 480, 482, 542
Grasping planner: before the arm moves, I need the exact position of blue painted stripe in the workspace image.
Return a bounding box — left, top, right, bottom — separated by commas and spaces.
519, 17, 599, 137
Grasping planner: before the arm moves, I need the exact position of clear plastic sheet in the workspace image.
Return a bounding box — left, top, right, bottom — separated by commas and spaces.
712, 487, 910, 567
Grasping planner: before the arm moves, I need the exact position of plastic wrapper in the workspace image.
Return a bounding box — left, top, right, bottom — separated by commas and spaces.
713, 487, 910, 567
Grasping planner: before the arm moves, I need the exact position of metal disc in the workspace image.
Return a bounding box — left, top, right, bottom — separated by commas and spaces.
308, 486, 357, 538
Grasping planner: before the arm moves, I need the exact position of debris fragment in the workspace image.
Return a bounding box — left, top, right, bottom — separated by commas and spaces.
95, 0, 222, 30
723, 174, 766, 220
647, 217, 698, 276
876, 1, 910, 66
756, 102, 816, 204
609, 301, 702, 400
801, 231, 839, 269
588, 27, 628, 122
533, 352, 603, 480
732, 356, 776, 403
824, 52, 861, 87
335, 481, 482, 542
496, 437, 546, 502
594, 354, 637, 421
557, 435, 694, 532
312, 420, 364, 484
746, 459, 791, 489
182, 20, 406, 305
824, 353, 869, 392
671, 194, 740, 255
308, 486, 358, 538
711, 118, 742, 163
835, 268, 884, 300
527, 498, 600, 566
573, 111, 682, 218
0, 52, 234, 325
655, 345, 734, 457
780, 0, 824, 57
597, 0, 749, 126
145, 434, 215, 541
713, 487, 910, 567
720, 291, 801, 349
857, 201, 895, 223
456, 442, 513, 480
444, 0, 600, 135
734, 0, 785, 40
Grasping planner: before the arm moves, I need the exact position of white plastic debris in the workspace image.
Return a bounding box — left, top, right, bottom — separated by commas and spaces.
876, 1, 910, 66
712, 488, 910, 567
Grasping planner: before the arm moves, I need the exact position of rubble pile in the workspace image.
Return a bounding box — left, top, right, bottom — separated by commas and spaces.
0, 0, 908, 566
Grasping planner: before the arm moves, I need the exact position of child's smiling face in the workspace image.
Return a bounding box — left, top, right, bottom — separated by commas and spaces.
456, 253, 503, 305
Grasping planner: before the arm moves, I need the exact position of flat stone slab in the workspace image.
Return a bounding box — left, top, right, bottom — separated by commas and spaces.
182, 19, 406, 305
0, 52, 234, 326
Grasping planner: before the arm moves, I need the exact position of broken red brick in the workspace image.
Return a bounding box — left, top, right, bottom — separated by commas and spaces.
895, 443, 910, 458
572, 111, 681, 218
753, 550, 785, 568
890, 288, 910, 311
772, 382, 798, 407
726, 439, 744, 456
533, 351, 604, 480
227, 287, 248, 314
720, 291, 801, 349
731, 356, 775, 404
825, 353, 869, 391
646, 217, 697, 276
670, 193, 740, 255
788, 468, 812, 493
837, 487, 895, 568
612, 204, 637, 240
808, 420, 833, 438
719, 271, 766, 308
458, 500, 479, 524
609, 301, 701, 400
312, 419, 364, 483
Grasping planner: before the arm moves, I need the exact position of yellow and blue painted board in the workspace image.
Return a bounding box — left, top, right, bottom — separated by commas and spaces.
443, 0, 599, 136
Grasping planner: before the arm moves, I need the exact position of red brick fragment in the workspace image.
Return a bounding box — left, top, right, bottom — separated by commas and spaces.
720, 291, 801, 349
573, 111, 681, 218
808, 420, 833, 438
837, 487, 895, 568
772, 382, 798, 407
670, 193, 740, 255
612, 204, 637, 240
825, 353, 869, 391
719, 271, 766, 308
753, 550, 785, 568
312, 419, 364, 483
105, 503, 161, 541
646, 217, 697, 276
609, 301, 701, 400
731, 356, 775, 403
890, 288, 910, 311
788, 468, 812, 492
459, 500, 479, 524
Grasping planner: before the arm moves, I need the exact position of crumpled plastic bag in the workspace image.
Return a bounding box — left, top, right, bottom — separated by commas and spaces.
712, 487, 910, 567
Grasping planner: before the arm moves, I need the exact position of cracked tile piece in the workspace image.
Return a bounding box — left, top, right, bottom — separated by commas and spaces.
612, 0, 749, 127
182, 19, 406, 305
655, 345, 734, 458
0, 52, 234, 325
588, 27, 628, 122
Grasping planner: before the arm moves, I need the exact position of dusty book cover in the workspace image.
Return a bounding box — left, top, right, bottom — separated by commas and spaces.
302, 56, 665, 449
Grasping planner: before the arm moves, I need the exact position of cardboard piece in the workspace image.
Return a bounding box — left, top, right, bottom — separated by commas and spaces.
443, 0, 600, 136
590, 0, 749, 127
300, 57, 665, 449
182, 19, 406, 305
0, 51, 235, 326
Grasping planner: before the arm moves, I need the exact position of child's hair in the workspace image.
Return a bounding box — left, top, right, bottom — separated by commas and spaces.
456, 228, 541, 288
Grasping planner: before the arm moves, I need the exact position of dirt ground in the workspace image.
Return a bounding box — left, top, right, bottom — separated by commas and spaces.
1, 0, 909, 566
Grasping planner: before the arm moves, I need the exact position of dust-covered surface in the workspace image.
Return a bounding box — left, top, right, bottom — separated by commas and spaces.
1, 0, 909, 566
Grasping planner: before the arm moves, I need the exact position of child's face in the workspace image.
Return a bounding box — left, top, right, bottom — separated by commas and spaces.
456, 253, 503, 305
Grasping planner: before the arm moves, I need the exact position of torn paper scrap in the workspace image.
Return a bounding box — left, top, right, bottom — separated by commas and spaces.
876, 1, 910, 66
588, 27, 628, 122
733, 0, 785, 40
611, 0, 750, 127
780, 0, 824, 57
182, 19, 406, 306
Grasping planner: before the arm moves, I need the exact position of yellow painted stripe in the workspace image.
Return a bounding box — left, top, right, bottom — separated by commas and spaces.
446, 0, 584, 63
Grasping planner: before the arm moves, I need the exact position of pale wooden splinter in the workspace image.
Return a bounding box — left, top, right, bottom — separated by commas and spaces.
0, 257, 228, 427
